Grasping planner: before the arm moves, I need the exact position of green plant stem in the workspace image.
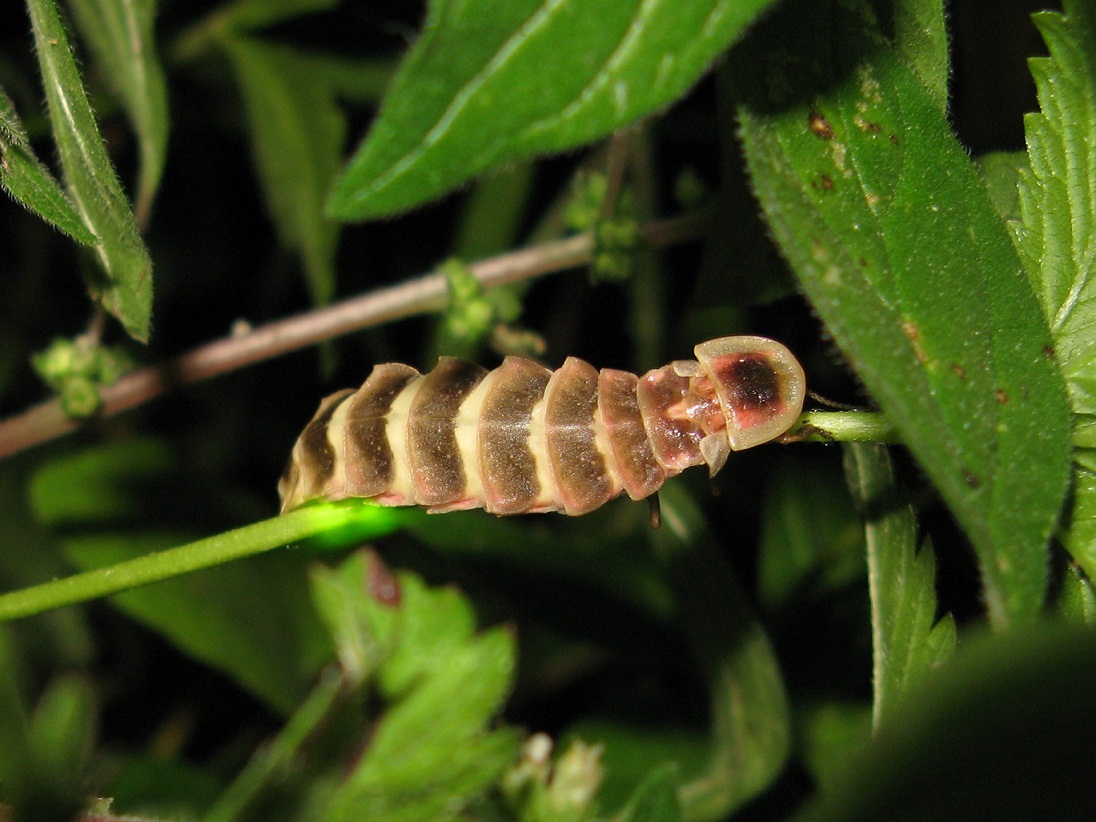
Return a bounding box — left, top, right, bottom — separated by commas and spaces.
788, 411, 899, 444
0, 506, 362, 624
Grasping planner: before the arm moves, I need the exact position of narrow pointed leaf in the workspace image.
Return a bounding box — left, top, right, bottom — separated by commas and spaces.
0, 86, 96, 244
226, 37, 345, 304
328, 0, 781, 219
68, 0, 169, 226
735, 1, 1071, 626
1013, 1, 1096, 579
26, 0, 153, 342
844, 444, 955, 728
894, 0, 948, 109
1, 147, 97, 245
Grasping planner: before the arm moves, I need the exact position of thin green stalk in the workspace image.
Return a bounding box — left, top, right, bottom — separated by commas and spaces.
0, 504, 397, 623
789, 411, 899, 445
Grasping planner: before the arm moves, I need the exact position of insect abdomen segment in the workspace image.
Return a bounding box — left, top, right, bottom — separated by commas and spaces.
278, 336, 805, 515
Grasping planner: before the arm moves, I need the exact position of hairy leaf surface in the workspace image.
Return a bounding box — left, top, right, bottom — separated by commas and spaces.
328, 0, 780, 219
736, 0, 1071, 625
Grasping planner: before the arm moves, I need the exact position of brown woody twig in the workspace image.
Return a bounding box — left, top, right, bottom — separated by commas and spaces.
0, 211, 709, 460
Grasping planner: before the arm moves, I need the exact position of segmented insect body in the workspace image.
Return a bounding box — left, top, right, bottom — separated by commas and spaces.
279, 336, 806, 516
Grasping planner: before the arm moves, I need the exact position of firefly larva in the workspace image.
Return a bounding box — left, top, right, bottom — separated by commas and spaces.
279, 336, 805, 516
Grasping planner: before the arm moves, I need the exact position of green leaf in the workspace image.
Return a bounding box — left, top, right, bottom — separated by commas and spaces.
63, 534, 331, 715
67, 0, 169, 227
735, 0, 1072, 626
29, 441, 332, 713
0, 87, 97, 244
27, 675, 97, 784
799, 702, 872, 789
1055, 561, 1096, 625
894, 0, 948, 109
978, 151, 1025, 224
844, 444, 955, 728
318, 562, 520, 822
225, 37, 346, 305
327, 0, 781, 219
219, 0, 341, 32
653, 483, 789, 819
618, 764, 683, 822
1014, 1, 1096, 581
757, 451, 864, 611
794, 626, 1096, 822
26, 0, 153, 342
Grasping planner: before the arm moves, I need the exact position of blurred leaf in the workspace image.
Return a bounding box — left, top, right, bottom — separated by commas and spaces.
844, 444, 955, 728
1013, 1, 1096, 581
225, 37, 346, 305
653, 483, 790, 819
0, 633, 88, 821
0, 86, 97, 244
204, 668, 345, 822
565, 721, 707, 817
63, 534, 330, 715
328, 0, 782, 219
67, 0, 169, 225
27, 675, 97, 785
108, 755, 225, 820
795, 626, 1096, 821
894, 0, 948, 108
219, 0, 341, 32
26, 0, 154, 342
0, 629, 31, 791
29, 438, 174, 525
757, 451, 864, 611
735, 0, 1072, 626
1055, 562, 1096, 625
798, 701, 872, 789
617, 763, 683, 822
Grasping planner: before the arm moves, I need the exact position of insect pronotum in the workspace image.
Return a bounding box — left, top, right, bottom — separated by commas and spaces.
279, 336, 806, 516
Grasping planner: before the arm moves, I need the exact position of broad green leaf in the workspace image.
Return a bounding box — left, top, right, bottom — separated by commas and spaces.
319, 563, 520, 822
653, 483, 789, 819
225, 37, 346, 305
894, 0, 948, 109
26, 0, 153, 342
795, 626, 1096, 822
844, 444, 955, 728
0, 86, 96, 244
68, 0, 169, 227
1014, 1, 1096, 579
735, 0, 1072, 626
328, 0, 781, 219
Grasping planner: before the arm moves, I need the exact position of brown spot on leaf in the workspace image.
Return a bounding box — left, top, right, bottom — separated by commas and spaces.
995, 389, 1009, 404
952, 364, 967, 379
808, 106, 835, 139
